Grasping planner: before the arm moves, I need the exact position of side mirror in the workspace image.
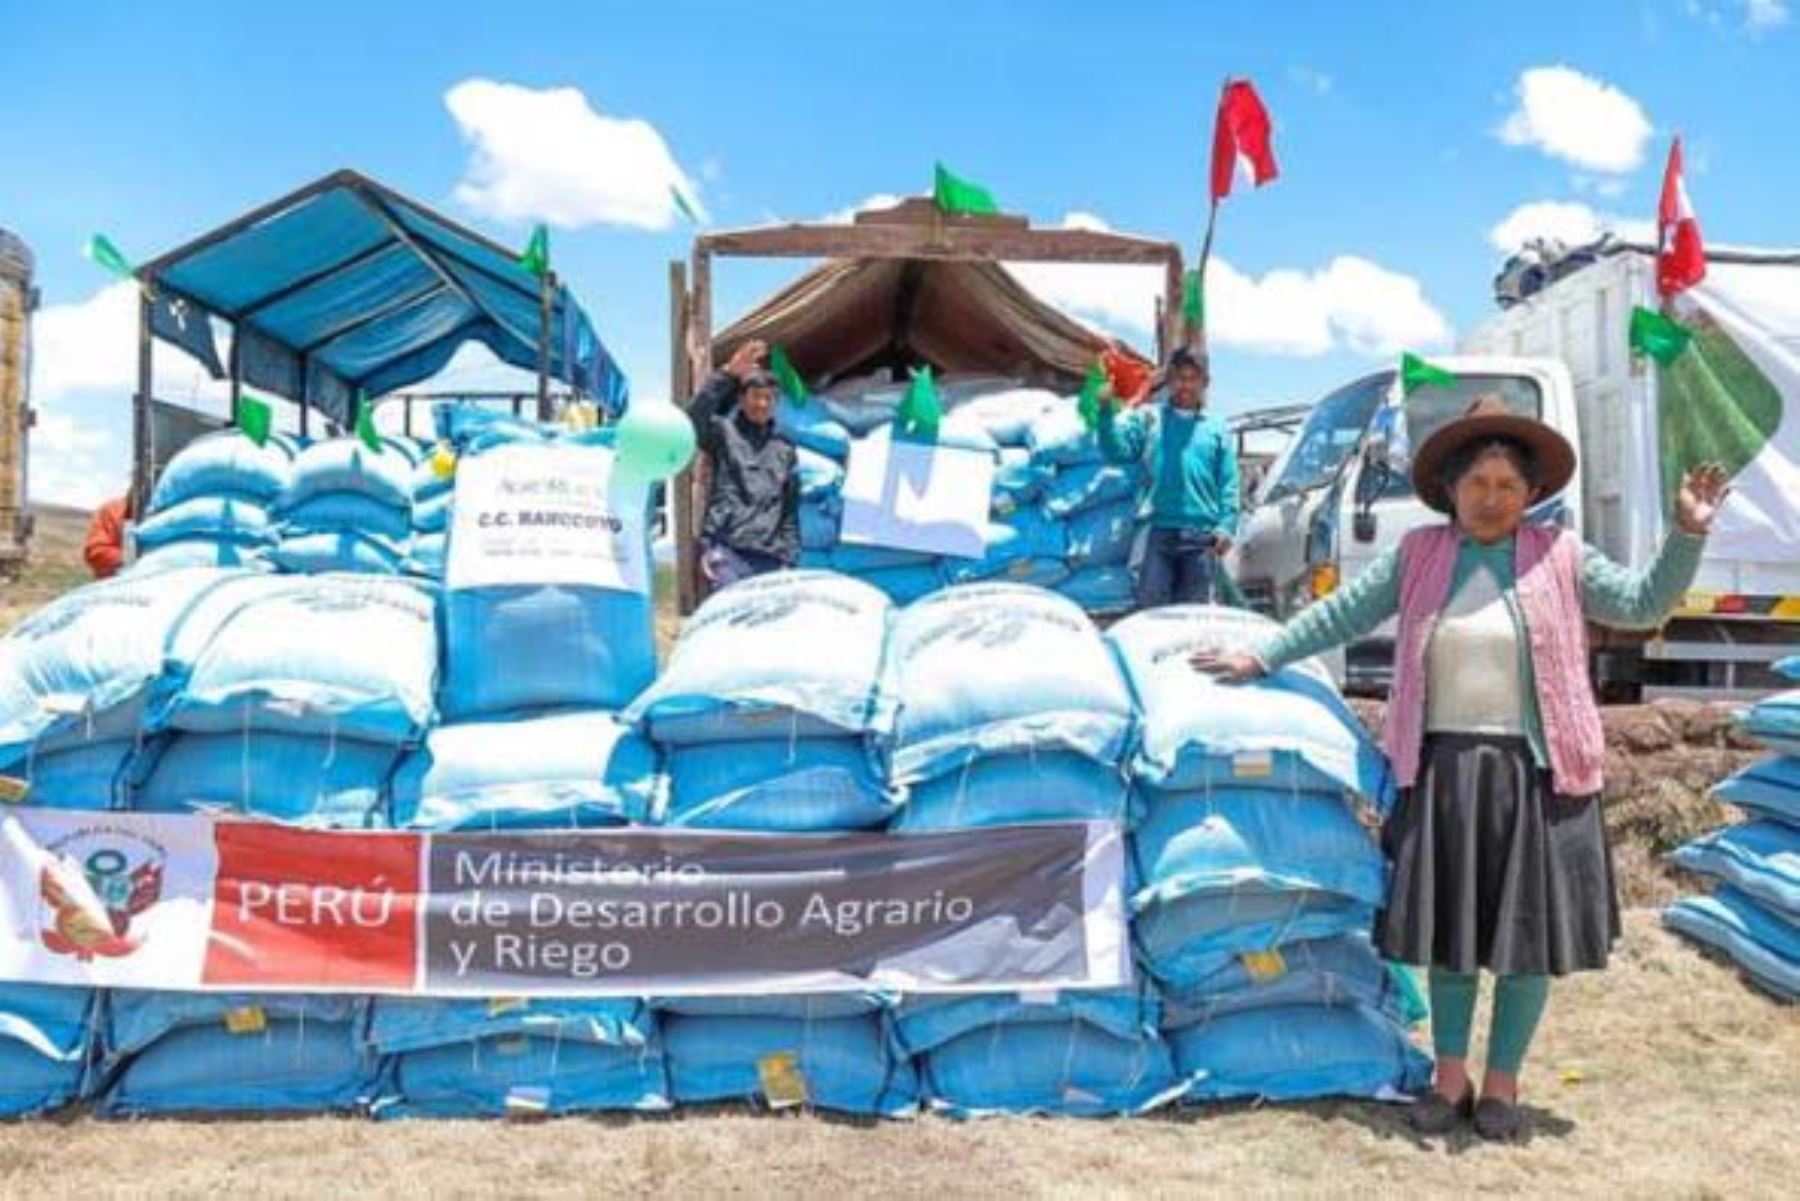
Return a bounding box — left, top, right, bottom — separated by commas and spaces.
1353, 510, 1378, 543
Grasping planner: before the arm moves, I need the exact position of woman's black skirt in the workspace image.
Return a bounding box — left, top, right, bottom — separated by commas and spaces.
1376, 732, 1620, 976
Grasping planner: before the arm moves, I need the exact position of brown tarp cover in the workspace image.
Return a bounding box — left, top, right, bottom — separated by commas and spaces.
714, 258, 1145, 393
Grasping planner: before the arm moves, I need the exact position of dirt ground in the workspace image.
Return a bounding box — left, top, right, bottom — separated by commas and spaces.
3, 508, 1796, 1197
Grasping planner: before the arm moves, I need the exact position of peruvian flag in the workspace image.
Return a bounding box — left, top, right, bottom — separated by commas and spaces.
1657, 136, 1706, 297
1210, 80, 1279, 201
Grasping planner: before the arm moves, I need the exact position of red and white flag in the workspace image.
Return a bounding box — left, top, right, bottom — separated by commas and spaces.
1657, 136, 1706, 297
1210, 79, 1279, 201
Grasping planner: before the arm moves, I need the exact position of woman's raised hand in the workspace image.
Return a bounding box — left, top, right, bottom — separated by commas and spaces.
1675, 462, 1731, 535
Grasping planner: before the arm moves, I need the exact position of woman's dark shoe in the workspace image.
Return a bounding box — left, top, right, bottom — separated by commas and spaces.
1473, 1095, 1526, 1142
1408, 1085, 1474, 1134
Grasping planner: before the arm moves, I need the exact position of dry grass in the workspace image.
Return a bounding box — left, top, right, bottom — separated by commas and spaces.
0, 914, 1793, 1199
0, 505, 91, 635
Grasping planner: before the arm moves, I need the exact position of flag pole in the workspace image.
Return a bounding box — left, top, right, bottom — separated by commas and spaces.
1188, 76, 1233, 355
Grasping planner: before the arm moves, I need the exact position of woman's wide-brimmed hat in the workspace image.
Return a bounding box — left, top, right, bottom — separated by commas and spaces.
1409, 393, 1577, 514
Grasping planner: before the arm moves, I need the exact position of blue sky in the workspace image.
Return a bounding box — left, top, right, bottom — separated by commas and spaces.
4, 0, 1796, 504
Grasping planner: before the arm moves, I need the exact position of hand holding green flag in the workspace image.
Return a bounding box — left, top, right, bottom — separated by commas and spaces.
83, 233, 137, 281
670, 186, 701, 226
932, 163, 999, 216
519, 224, 551, 279
238, 393, 273, 447
1629, 306, 1693, 365
770, 345, 808, 404
1400, 352, 1457, 396
896, 365, 943, 442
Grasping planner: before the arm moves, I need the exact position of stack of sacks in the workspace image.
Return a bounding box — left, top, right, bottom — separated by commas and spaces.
369, 997, 671, 1118
436, 414, 656, 720
888, 583, 1136, 832
1, 569, 234, 811
272, 438, 415, 575
132, 573, 438, 827
390, 709, 659, 831
131, 431, 296, 573
1663, 675, 1800, 1002
893, 985, 1181, 1118
627, 571, 898, 831
1025, 398, 1147, 614
1108, 604, 1429, 1102
407, 449, 454, 580
99, 992, 375, 1115
658, 993, 918, 1117
792, 380, 1148, 615
0, 985, 96, 1117
883, 583, 1171, 1115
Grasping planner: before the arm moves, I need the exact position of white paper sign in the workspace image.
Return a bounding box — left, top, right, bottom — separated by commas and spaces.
839, 430, 996, 560
446, 443, 649, 593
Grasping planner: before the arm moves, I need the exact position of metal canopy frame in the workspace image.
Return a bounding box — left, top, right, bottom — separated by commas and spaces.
667, 197, 1187, 613
129, 168, 562, 511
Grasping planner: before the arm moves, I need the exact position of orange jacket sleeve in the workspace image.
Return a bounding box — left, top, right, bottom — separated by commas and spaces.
83, 498, 130, 579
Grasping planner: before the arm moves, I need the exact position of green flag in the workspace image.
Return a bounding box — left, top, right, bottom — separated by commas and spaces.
83, 233, 136, 281
519, 224, 550, 278
1181, 269, 1205, 326
670, 185, 701, 225
355, 393, 382, 454
1077, 359, 1108, 432
238, 393, 272, 447
895, 366, 943, 441
770, 345, 807, 404
1400, 351, 1457, 396
1629, 305, 1693, 366
932, 163, 999, 216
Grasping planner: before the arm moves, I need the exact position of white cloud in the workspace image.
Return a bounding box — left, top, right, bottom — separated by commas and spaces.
1487, 200, 1656, 252
821, 194, 907, 225
1005, 214, 1450, 358
445, 78, 706, 230
28, 282, 232, 506
1745, 0, 1789, 29
1496, 66, 1654, 173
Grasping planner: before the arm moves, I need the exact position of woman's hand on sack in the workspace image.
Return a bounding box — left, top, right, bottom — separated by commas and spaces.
1675, 462, 1731, 535
1188, 647, 1266, 684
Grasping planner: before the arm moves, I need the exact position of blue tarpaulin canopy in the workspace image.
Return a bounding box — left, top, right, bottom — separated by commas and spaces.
138, 169, 629, 426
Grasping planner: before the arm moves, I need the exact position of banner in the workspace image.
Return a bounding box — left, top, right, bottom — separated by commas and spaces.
446, 443, 650, 593
840, 429, 995, 559
1663, 261, 1800, 565
0, 812, 1128, 998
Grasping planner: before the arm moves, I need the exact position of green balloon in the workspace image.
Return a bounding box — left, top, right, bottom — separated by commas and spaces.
612, 399, 696, 485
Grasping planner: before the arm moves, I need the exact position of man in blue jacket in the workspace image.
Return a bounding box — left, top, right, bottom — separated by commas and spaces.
1097, 347, 1240, 607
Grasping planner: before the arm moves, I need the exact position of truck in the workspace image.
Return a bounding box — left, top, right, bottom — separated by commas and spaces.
1231, 242, 1800, 700
0, 227, 33, 579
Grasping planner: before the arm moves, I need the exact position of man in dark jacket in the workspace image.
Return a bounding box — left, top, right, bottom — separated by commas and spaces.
689, 339, 800, 587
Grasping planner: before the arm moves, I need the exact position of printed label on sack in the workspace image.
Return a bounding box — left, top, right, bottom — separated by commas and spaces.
757, 1052, 809, 1109
1241, 949, 1288, 982
1231, 750, 1274, 780
488, 996, 529, 1018
0, 776, 29, 804
447, 443, 649, 594
223, 1005, 267, 1034
1018, 988, 1061, 1006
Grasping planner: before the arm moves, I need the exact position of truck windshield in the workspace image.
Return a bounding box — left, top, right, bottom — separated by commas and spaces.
1372, 374, 1545, 499
1261, 373, 1390, 501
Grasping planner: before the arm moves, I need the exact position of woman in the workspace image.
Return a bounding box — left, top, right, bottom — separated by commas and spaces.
1194, 395, 1730, 1141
